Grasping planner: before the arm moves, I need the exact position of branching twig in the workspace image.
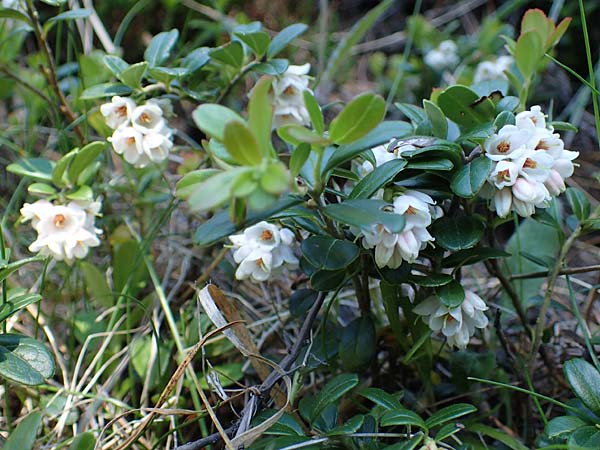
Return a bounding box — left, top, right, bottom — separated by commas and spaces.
173, 291, 327, 450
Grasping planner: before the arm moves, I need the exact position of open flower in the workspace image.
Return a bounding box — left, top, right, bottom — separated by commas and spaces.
267, 64, 312, 128
414, 289, 488, 349
362, 190, 439, 268
131, 103, 166, 134
20, 199, 101, 264
229, 221, 298, 282
100, 96, 136, 129
110, 127, 144, 165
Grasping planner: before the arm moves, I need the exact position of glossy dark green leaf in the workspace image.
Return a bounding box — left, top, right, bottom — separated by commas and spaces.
267, 23, 308, 58
301, 236, 359, 271
68, 432, 96, 450
323, 199, 405, 233
323, 121, 412, 173
0, 7, 30, 24
192, 104, 244, 141
545, 415, 587, 439
234, 31, 270, 57
408, 273, 453, 287
405, 158, 453, 171
80, 82, 132, 100
254, 59, 289, 75
3, 411, 42, 450
211, 41, 244, 68
566, 188, 591, 221
289, 289, 318, 318
68, 141, 106, 184
494, 111, 515, 129
260, 161, 290, 194
548, 121, 578, 132
103, 55, 128, 77
381, 408, 427, 430
0, 334, 55, 385
450, 156, 493, 198
119, 61, 148, 88
329, 93, 385, 144
564, 359, 600, 415
358, 387, 403, 411
339, 316, 376, 371
7, 158, 55, 182
430, 216, 484, 251
310, 268, 347, 291
568, 426, 600, 450
437, 85, 496, 128
442, 248, 510, 268
423, 99, 448, 138
425, 403, 476, 429
311, 374, 359, 422
328, 415, 365, 436
27, 183, 56, 196
0, 292, 42, 323
350, 159, 406, 199
435, 280, 465, 308
144, 29, 179, 66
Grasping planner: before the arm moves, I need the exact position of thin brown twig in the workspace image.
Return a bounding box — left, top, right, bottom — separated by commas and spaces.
509, 264, 600, 280
0, 66, 52, 104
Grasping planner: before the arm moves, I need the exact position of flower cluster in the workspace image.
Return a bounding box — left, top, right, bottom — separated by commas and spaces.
361, 140, 417, 175
473, 55, 513, 83
414, 289, 489, 349
269, 64, 312, 128
362, 190, 441, 268
228, 221, 299, 282
101, 96, 174, 168
20, 199, 102, 264
482, 105, 579, 217
424, 40, 459, 71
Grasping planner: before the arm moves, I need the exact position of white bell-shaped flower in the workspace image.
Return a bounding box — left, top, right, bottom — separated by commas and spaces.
110, 127, 145, 165
100, 96, 136, 130
131, 103, 166, 134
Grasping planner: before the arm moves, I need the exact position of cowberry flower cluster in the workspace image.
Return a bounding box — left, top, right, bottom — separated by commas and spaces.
20, 199, 102, 264
362, 190, 441, 269
413, 289, 489, 349
268, 64, 312, 128
424, 40, 459, 71
473, 55, 513, 83
228, 221, 299, 282
101, 96, 174, 168
481, 105, 579, 217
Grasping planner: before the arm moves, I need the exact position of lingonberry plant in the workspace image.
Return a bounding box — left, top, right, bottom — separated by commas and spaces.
1, 1, 599, 449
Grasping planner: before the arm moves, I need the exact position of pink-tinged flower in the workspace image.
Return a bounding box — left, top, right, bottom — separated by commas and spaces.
492, 188, 512, 218
515, 105, 547, 130
544, 169, 566, 196
512, 178, 549, 205
100, 96, 136, 129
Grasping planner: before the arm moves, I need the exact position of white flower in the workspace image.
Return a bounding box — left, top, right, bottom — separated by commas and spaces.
20, 199, 101, 264
229, 221, 298, 283
483, 105, 578, 217
131, 103, 166, 134
100, 96, 136, 130
414, 289, 488, 349
110, 127, 145, 165
361, 141, 417, 174
269, 64, 312, 128
473, 55, 513, 83
362, 191, 438, 268
424, 40, 459, 70
142, 131, 173, 164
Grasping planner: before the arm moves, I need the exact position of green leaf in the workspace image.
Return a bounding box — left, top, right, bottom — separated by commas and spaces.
328, 415, 365, 436
103, 55, 129, 77
568, 426, 600, 450
7, 158, 54, 182
323, 199, 405, 233
187, 168, 248, 212
39, 0, 66, 5
311, 374, 359, 421
0, 7, 31, 24
0, 292, 42, 323
119, 62, 148, 89
545, 415, 587, 439
80, 82, 132, 100
339, 316, 376, 371
248, 76, 273, 153
234, 31, 270, 57
230, 171, 258, 198
277, 124, 329, 145
223, 121, 262, 165
0, 334, 55, 385
260, 161, 290, 194
80, 261, 112, 307
2, 411, 42, 450
382, 433, 425, 450
254, 59, 289, 75
494, 110, 515, 129
450, 156, 493, 198
301, 236, 359, 271
28, 183, 56, 196
303, 91, 324, 134
194, 195, 302, 246
289, 143, 311, 177
405, 158, 453, 171
144, 29, 179, 66
192, 104, 244, 141
44, 9, 91, 31
68, 141, 106, 184
68, 432, 96, 450
435, 280, 465, 308
52, 149, 78, 187
409, 273, 453, 287
548, 121, 578, 132
430, 216, 484, 251
423, 99, 448, 139
349, 159, 407, 199
425, 403, 476, 429
437, 85, 496, 128
329, 93, 385, 145
267, 23, 308, 58
515, 31, 543, 79
381, 408, 427, 430
566, 187, 591, 221
468, 424, 528, 450
211, 41, 244, 68
521, 9, 553, 47
358, 387, 402, 411
310, 268, 347, 292
323, 121, 413, 172
564, 359, 600, 415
